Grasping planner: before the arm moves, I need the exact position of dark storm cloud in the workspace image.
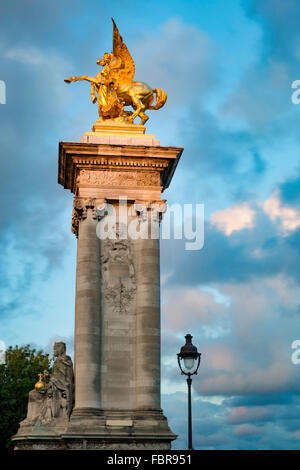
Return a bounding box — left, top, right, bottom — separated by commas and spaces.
223, 392, 295, 408
162, 391, 300, 449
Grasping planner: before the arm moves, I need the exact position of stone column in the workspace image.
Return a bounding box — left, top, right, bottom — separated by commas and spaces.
13, 134, 183, 450
135, 201, 167, 411
72, 198, 102, 413
56, 140, 182, 449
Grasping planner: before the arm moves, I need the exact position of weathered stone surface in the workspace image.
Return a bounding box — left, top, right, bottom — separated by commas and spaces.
14, 437, 172, 450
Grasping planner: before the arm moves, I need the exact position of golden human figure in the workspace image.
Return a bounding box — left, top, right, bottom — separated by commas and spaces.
64, 18, 167, 125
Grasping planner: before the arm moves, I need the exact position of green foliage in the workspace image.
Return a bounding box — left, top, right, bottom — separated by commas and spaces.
0, 344, 51, 451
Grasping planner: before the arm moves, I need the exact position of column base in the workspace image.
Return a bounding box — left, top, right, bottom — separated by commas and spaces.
13, 410, 177, 450
13, 437, 174, 451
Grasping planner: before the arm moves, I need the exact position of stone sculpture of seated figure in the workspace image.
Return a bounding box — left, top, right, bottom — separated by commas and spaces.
21, 342, 74, 427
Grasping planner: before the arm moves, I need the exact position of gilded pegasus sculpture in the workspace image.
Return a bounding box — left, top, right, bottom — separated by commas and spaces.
64, 18, 167, 126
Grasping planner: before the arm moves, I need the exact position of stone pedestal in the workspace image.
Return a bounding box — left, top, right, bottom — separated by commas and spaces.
13, 128, 183, 450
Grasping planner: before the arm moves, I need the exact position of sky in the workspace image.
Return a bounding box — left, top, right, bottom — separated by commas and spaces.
1, 0, 300, 450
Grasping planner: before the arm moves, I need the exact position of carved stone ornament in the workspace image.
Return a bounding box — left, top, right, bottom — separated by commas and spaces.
133, 199, 167, 223
78, 169, 160, 188
71, 197, 107, 237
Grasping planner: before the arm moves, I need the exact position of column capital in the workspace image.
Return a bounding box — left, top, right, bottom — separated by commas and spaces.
71, 197, 107, 237
150, 200, 167, 222
133, 199, 167, 223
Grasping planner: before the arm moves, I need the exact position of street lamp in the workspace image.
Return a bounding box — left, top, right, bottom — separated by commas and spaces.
177, 334, 201, 450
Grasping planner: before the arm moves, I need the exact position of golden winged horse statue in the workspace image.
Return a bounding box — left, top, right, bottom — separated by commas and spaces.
64, 18, 167, 126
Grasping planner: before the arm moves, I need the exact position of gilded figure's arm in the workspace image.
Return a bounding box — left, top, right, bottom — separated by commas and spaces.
64, 75, 99, 85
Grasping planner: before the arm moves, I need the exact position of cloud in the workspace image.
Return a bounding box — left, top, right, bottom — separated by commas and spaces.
279, 171, 300, 207
162, 273, 300, 399
162, 391, 300, 449
263, 189, 300, 234
162, 286, 230, 332
5, 47, 52, 65
210, 203, 256, 235
233, 424, 262, 437
222, 0, 300, 130
0, 1, 82, 326
162, 186, 300, 287
226, 406, 274, 425
133, 18, 218, 109
224, 392, 294, 407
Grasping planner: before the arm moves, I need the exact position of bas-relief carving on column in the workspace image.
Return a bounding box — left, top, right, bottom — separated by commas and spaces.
101, 228, 136, 315
99, 219, 137, 411
98, 199, 166, 316
78, 169, 161, 187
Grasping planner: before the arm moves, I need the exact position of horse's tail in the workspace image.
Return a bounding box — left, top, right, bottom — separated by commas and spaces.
148, 88, 167, 110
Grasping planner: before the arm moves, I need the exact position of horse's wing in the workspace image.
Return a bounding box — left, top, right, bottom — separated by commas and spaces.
111, 18, 135, 87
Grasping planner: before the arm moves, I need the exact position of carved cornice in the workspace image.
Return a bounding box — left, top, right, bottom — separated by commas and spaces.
73, 157, 169, 169
58, 142, 183, 194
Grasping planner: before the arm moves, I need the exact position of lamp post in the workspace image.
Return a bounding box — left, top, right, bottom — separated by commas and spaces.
177, 334, 201, 451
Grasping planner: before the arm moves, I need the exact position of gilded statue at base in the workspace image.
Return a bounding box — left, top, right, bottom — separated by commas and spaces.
64, 18, 167, 125
20, 342, 74, 427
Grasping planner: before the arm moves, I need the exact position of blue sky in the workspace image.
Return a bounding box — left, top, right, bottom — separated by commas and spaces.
1, 0, 300, 450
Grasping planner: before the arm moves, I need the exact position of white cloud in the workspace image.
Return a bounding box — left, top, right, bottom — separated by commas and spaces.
210, 203, 256, 235
199, 285, 232, 307
162, 285, 230, 333
263, 189, 300, 235
5, 47, 46, 65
